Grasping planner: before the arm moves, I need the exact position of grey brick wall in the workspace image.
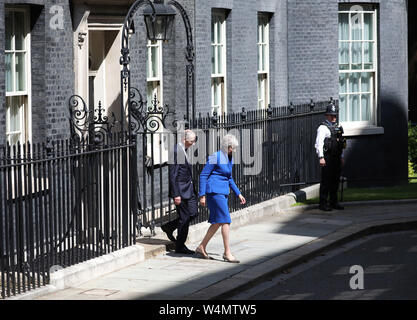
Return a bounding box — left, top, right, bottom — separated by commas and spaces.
287, 0, 339, 104
44, 0, 73, 140
30, 5, 46, 145
194, 0, 211, 117
268, 1, 288, 107
228, 2, 258, 113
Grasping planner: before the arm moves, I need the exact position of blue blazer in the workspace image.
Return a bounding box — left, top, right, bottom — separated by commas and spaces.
199, 151, 241, 197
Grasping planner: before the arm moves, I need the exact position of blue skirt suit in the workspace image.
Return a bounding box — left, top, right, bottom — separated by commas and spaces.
199, 151, 241, 224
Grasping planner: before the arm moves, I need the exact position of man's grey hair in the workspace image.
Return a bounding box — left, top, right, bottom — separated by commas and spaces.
183, 129, 196, 142
221, 134, 239, 152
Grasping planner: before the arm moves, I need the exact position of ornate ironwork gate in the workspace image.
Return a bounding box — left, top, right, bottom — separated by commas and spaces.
128, 88, 178, 236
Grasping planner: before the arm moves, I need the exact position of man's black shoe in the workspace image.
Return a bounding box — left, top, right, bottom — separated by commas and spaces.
331, 203, 344, 210
161, 225, 176, 242
318, 205, 332, 211
175, 247, 195, 254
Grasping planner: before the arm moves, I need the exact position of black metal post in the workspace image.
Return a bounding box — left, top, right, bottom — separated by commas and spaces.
120, 0, 157, 134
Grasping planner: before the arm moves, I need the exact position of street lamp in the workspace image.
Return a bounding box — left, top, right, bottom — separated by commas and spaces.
143, 0, 176, 41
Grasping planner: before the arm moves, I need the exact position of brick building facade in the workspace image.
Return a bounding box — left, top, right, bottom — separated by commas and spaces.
0, 0, 409, 185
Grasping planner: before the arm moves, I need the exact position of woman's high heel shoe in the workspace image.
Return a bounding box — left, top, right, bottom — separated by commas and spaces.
195, 247, 211, 259
223, 254, 240, 263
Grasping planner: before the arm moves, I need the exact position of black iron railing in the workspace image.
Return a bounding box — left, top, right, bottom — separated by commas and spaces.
135, 100, 331, 233
0, 133, 137, 299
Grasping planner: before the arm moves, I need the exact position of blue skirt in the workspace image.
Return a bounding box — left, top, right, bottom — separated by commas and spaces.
207, 193, 231, 224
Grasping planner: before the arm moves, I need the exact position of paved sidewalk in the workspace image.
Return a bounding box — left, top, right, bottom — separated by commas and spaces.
34, 200, 417, 300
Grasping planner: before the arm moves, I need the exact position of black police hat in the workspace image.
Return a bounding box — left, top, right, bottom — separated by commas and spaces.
325, 103, 338, 116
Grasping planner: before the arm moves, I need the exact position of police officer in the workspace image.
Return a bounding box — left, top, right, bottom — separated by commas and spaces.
315, 102, 346, 211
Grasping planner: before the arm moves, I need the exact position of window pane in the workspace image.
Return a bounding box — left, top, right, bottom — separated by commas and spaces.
147, 82, 153, 105
217, 21, 222, 44
14, 11, 25, 50
258, 77, 263, 109
146, 47, 151, 78
6, 53, 13, 92
339, 73, 348, 93
363, 41, 373, 66
213, 78, 219, 106
350, 94, 360, 121
8, 134, 20, 145
219, 80, 225, 115
258, 44, 261, 71
339, 13, 349, 41
211, 21, 215, 43
361, 94, 371, 121
361, 72, 371, 92
5, 11, 12, 50
351, 42, 362, 69
351, 12, 362, 41
10, 97, 21, 132
258, 76, 262, 107
6, 96, 23, 135
262, 45, 266, 71
260, 23, 264, 43
211, 45, 216, 74
15, 52, 26, 91
339, 42, 349, 68
364, 13, 373, 41
147, 81, 159, 109
349, 73, 360, 93
217, 45, 222, 74
258, 77, 261, 98
339, 95, 347, 122
151, 46, 158, 78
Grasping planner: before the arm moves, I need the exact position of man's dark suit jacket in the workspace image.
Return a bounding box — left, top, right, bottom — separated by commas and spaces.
168, 143, 196, 200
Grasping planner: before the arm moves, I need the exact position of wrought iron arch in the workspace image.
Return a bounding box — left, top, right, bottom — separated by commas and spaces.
120, 0, 196, 134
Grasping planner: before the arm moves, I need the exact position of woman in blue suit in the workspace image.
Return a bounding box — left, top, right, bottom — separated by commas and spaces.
195, 134, 246, 263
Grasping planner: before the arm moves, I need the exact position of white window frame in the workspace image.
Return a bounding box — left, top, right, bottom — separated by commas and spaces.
146, 39, 168, 165
5, 6, 32, 145
257, 13, 270, 110
211, 11, 227, 116
338, 5, 378, 130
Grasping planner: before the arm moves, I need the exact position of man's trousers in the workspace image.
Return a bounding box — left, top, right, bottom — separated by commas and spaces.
319, 156, 342, 207
162, 193, 198, 250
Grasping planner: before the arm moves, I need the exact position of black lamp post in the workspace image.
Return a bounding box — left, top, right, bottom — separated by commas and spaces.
120, 0, 195, 133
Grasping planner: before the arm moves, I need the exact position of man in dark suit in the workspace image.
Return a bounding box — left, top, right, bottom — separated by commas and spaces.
161, 130, 198, 254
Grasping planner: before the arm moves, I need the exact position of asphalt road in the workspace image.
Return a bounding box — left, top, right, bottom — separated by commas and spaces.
229, 230, 417, 300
